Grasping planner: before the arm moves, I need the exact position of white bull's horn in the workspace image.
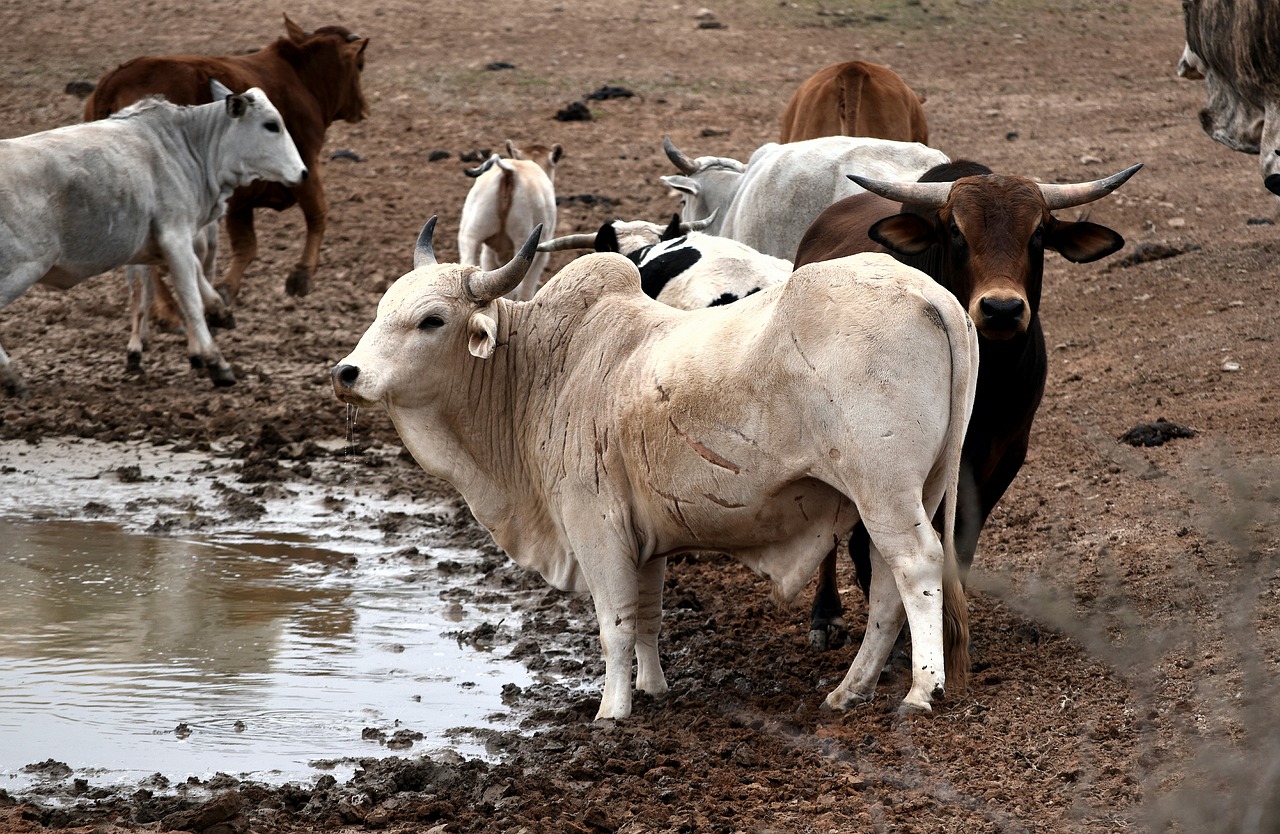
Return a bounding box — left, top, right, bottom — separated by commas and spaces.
846, 174, 952, 208
467, 224, 544, 302
537, 232, 599, 252
1037, 163, 1144, 210
663, 135, 699, 174
414, 216, 439, 268
679, 208, 719, 232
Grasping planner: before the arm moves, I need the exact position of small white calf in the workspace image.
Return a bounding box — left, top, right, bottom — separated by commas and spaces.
457, 140, 563, 302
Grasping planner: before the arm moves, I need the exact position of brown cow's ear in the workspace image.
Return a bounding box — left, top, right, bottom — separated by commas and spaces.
283, 14, 307, 44
869, 214, 936, 256
1046, 219, 1125, 263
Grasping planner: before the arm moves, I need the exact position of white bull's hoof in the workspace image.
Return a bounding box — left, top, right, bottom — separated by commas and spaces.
286, 264, 312, 297
823, 687, 873, 711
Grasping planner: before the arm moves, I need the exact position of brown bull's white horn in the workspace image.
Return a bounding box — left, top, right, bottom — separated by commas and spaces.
1037, 163, 1144, 210
414, 216, 439, 268
537, 232, 599, 252
663, 135, 699, 174
467, 224, 544, 302
846, 174, 952, 208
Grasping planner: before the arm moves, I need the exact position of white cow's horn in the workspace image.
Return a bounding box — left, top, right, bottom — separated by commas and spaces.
414, 216, 439, 268
537, 232, 599, 252
1037, 163, 1144, 210
846, 174, 952, 209
663, 135, 699, 174
679, 208, 718, 232
467, 224, 543, 302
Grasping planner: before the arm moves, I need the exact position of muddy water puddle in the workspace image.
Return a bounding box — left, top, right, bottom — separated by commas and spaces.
0, 438, 537, 793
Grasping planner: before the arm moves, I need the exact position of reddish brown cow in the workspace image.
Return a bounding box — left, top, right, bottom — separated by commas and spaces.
779, 61, 928, 144
85, 15, 369, 305
794, 160, 1141, 649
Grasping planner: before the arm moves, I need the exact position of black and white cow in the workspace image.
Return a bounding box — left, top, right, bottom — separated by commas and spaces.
539, 214, 790, 310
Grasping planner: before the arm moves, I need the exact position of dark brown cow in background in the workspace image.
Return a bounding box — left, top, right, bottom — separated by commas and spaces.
85, 15, 369, 308
779, 60, 928, 144
794, 160, 1141, 649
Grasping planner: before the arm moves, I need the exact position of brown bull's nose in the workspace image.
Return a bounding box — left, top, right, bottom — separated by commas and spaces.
978, 296, 1026, 324
332, 363, 359, 389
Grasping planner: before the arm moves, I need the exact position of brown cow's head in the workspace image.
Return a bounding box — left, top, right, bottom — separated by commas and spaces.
852, 163, 1140, 341
282, 15, 370, 124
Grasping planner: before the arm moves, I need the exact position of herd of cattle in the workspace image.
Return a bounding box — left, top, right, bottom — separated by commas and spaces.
0, 2, 1272, 719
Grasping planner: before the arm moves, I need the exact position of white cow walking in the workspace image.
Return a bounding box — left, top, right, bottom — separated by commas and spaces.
333, 218, 979, 720
457, 140, 562, 302
0, 85, 307, 395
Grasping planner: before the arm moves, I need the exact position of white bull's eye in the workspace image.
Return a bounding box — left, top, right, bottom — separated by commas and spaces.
264, 121, 281, 133
418, 315, 445, 330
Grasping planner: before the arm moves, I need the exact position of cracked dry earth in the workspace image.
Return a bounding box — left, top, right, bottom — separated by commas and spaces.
2, 0, 1280, 832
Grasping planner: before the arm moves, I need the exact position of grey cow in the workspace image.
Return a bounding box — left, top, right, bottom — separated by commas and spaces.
0, 86, 306, 395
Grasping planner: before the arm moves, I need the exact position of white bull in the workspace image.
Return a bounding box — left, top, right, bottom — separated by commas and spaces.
0, 87, 306, 395
332, 218, 979, 720
660, 134, 949, 261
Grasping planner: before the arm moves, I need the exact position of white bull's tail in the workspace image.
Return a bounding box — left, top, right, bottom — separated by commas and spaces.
939, 299, 979, 695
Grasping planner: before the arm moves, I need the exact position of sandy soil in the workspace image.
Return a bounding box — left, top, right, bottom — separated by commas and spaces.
2, 0, 1280, 831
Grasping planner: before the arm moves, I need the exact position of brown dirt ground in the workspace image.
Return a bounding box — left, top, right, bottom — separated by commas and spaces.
3, 0, 1280, 832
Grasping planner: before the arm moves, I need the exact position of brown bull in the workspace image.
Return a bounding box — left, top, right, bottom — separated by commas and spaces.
779, 61, 928, 144
85, 14, 369, 304
794, 160, 1141, 649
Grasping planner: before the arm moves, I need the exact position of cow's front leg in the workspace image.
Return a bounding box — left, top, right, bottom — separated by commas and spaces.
160, 234, 235, 387
575, 534, 647, 720
125, 265, 154, 374
288, 173, 326, 297
635, 555, 668, 698
219, 204, 258, 303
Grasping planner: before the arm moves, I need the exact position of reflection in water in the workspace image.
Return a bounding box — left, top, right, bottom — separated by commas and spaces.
0, 520, 531, 789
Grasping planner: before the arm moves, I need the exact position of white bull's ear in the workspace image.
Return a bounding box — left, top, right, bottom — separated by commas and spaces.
210, 78, 234, 102
660, 174, 700, 199
468, 308, 499, 359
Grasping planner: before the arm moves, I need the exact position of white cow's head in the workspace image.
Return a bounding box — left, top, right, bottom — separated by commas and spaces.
658, 136, 745, 236
215, 83, 308, 189
332, 217, 542, 411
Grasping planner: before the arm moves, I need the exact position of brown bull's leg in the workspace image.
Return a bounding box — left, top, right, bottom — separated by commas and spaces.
808, 545, 847, 651
149, 267, 185, 334
287, 173, 327, 297
219, 205, 258, 303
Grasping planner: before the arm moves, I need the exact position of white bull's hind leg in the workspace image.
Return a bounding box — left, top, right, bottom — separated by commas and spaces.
635, 556, 669, 698
126, 265, 155, 375
159, 233, 235, 387
194, 223, 234, 330
825, 544, 906, 710
828, 501, 948, 713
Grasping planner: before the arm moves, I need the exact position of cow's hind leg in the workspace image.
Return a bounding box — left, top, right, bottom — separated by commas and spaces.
160, 234, 235, 386
828, 501, 948, 713
0, 341, 26, 397
808, 547, 847, 650
126, 265, 155, 375
194, 222, 234, 329
824, 544, 906, 709
635, 556, 669, 698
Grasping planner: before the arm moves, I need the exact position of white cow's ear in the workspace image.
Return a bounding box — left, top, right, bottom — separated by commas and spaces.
660, 175, 699, 198
468, 309, 498, 359
210, 78, 234, 101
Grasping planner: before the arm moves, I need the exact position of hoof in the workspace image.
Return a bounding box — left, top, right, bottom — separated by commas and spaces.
808, 623, 848, 652
823, 689, 872, 711
285, 265, 312, 297
189, 355, 206, 370
209, 365, 237, 387
897, 699, 934, 717
126, 351, 144, 375
3, 378, 29, 398
205, 309, 237, 330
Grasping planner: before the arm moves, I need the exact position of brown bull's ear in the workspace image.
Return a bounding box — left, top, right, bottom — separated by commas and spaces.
869, 213, 936, 256
1046, 219, 1126, 263
283, 14, 308, 43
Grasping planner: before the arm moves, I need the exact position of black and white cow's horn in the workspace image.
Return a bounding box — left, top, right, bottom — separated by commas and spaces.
467, 224, 543, 302
679, 208, 719, 232
413, 216, 439, 268
1037, 163, 1144, 211
663, 135, 699, 174
846, 174, 952, 209
537, 231, 599, 252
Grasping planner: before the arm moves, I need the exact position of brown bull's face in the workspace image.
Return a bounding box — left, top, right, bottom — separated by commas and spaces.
870, 174, 1127, 342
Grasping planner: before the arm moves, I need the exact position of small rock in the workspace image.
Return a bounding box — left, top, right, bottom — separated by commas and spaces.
485, 61, 516, 71
1118, 418, 1197, 447
65, 80, 96, 98
1167, 217, 1186, 228
555, 101, 593, 121
427, 149, 451, 162
698, 20, 727, 28
330, 149, 362, 162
